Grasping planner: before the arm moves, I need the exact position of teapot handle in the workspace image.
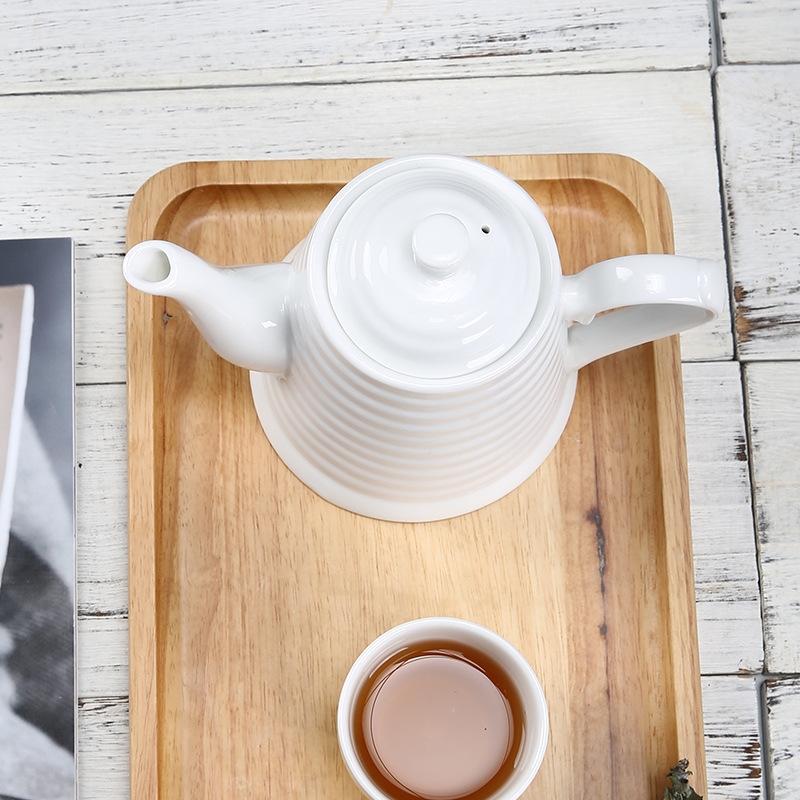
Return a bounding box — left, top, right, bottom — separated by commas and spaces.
561, 254, 726, 372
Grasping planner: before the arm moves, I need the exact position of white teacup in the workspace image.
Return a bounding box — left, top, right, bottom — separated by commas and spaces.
123, 155, 725, 521
337, 618, 549, 800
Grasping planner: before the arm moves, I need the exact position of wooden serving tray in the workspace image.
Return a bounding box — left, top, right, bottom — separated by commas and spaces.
127, 155, 705, 800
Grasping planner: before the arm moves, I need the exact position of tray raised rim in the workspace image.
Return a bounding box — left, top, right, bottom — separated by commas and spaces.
125, 154, 704, 800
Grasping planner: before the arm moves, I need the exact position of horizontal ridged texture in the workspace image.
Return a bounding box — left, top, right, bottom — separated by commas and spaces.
252, 279, 574, 519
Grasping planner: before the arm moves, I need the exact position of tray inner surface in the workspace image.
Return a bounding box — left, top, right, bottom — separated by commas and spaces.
127, 159, 703, 800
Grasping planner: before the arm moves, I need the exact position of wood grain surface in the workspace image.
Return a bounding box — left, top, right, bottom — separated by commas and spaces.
682, 362, 762, 675
718, 1, 800, 63
765, 676, 800, 800
701, 676, 762, 800
79, 676, 762, 800
1, 67, 746, 798
70, 360, 763, 799
716, 65, 800, 360
126, 154, 706, 799
0, 0, 710, 94
744, 362, 800, 675
3, 0, 797, 796
0, 70, 728, 389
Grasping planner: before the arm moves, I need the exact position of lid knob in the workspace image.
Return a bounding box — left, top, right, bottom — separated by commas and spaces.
411, 213, 470, 276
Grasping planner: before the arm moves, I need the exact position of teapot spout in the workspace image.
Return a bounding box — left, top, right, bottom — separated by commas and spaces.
123, 240, 291, 373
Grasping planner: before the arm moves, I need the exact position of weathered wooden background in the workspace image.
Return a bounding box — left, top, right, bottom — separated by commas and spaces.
1, 1, 798, 798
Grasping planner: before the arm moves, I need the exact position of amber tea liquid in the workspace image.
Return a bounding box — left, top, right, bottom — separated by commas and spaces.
352, 640, 524, 800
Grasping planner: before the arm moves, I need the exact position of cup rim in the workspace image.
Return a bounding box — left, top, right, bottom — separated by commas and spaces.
336, 617, 549, 800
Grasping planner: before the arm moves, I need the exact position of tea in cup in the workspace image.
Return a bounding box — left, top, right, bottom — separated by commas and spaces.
337, 618, 548, 800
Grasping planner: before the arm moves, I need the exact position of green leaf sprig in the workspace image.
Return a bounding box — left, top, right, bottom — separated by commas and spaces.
663, 760, 703, 800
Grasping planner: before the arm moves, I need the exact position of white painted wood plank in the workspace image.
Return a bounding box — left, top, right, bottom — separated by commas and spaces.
0, 0, 711, 95
702, 676, 763, 800
719, 1, 800, 64
76, 383, 128, 616
684, 363, 763, 674
716, 65, 800, 360
765, 677, 800, 800
78, 698, 129, 800
77, 616, 128, 698
744, 362, 800, 673
0, 71, 728, 387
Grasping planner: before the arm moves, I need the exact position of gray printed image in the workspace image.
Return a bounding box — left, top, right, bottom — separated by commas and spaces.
0, 238, 75, 800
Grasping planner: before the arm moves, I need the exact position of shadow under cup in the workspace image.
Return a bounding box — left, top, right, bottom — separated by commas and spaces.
337, 618, 549, 800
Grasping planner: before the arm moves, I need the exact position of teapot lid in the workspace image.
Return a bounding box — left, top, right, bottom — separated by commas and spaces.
326, 157, 541, 379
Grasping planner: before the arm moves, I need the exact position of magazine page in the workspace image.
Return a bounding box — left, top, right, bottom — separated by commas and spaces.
0, 284, 34, 581
0, 239, 75, 800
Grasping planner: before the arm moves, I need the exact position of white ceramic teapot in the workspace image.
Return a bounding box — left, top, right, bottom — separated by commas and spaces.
123, 155, 724, 522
